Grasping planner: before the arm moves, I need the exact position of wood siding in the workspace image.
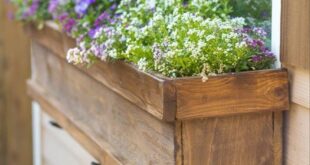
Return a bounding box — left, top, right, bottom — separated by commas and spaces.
281, 0, 310, 165
284, 103, 309, 165
281, 0, 310, 69
283, 67, 310, 165
281, 0, 310, 164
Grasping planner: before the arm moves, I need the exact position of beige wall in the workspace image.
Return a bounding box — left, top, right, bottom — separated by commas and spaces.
283, 66, 310, 165
281, 0, 309, 164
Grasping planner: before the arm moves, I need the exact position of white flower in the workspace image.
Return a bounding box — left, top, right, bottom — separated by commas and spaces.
67, 48, 83, 64
137, 57, 148, 71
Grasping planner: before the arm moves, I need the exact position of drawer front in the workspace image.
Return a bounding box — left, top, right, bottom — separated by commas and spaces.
41, 112, 99, 165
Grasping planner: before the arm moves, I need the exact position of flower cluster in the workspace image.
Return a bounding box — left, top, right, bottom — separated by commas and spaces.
11, 0, 275, 79
11, 0, 51, 27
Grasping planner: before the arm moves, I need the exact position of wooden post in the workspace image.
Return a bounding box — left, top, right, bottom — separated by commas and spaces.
0, 2, 32, 165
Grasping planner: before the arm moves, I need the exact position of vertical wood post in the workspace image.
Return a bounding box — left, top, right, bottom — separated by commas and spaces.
0, 2, 33, 165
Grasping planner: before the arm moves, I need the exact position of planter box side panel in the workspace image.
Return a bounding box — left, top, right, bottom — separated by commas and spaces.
30, 41, 176, 164
175, 70, 289, 120
181, 112, 275, 165
26, 24, 176, 121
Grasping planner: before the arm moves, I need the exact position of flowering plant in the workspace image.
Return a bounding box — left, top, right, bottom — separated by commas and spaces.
10, 0, 51, 28
11, 0, 275, 79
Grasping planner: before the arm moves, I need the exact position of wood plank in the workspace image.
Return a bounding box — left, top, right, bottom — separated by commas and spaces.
174, 69, 289, 120
0, 2, 32, 165
182, 112, 274, 165
285, 65, 310, 108
30, 41, 176, 164
175, 121, 183, 165
283, 103, 310, 165
0, 1, 6, 163
0, 73, 5, 164
281, 0, 310, 70
25, 23, 176, 121
41, 112, 99, 165
27, 81, 121, 165
273, 112, 283, 165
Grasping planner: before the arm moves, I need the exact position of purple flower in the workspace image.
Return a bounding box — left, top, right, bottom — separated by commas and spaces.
88, 27, 100, 39
22, 0, 40, 18
263, 50, 274, 57
244, 37, 265, 48
253, 27, 267, 37
110, 3, 117, 10
150, 7, 156, 13
48, 0, 59, 13
152, 44, 164, 61
64, 18, 76, 33
182, 1, 189, 7
58, 13, 68, 22
74, 0, 96, 16
94, 11, 110, 27
90, 42, 107, 58
251, 55, 263, 62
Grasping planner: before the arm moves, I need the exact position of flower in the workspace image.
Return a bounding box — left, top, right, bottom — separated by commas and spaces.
251, 55, 263, 62
22, 0, 40, 18
94, 11, 110, 27
63, 18, 76, 32
74, 0, 96, 16
48, 0, 59, 13
12, 0, 275, 79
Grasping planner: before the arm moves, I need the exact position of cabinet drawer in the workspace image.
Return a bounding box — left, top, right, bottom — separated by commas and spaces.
41, 112, 99, 165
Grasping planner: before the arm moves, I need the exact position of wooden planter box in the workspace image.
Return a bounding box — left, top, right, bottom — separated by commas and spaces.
26, 23, 289, 165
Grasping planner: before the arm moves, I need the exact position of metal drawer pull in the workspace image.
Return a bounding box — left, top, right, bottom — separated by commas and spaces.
49, 121, 62, 129
91, 161, 100, 165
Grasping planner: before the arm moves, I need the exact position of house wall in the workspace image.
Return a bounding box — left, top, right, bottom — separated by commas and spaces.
281, 0, 310, 164
283, 67, 309, 165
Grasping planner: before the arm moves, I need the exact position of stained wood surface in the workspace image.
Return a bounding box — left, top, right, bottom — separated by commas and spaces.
27, 81, 121, 165
0, 2, 32, 165
0, 3, 6, 163
281, 0, 310, 70
25, 23, 176, 121
30, 42, 176, 164
41, 112, 99, 165
174, 70, 289, 120
26, 23, 289, 121
174, 121, 183, 165
284, 103, 310, 165
273, 112, 283, 165
182, 112, 274, 165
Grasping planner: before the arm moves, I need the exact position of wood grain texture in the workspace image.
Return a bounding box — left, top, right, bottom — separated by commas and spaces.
281, 0, 310, 70
283, 103, 310, 165
174, 70, 289, 120
0, 2, 32, 165
182, 113, 274, 165
28, 81, 121, 165
175, 121, 183, 165
0, 1, 6, 163
30, 42, 176, 164
285, 65, 310, 108
41, 112, 99, 165
25, 23, 176, 121
26, 23, 289, 121
273, 112, 283, 165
